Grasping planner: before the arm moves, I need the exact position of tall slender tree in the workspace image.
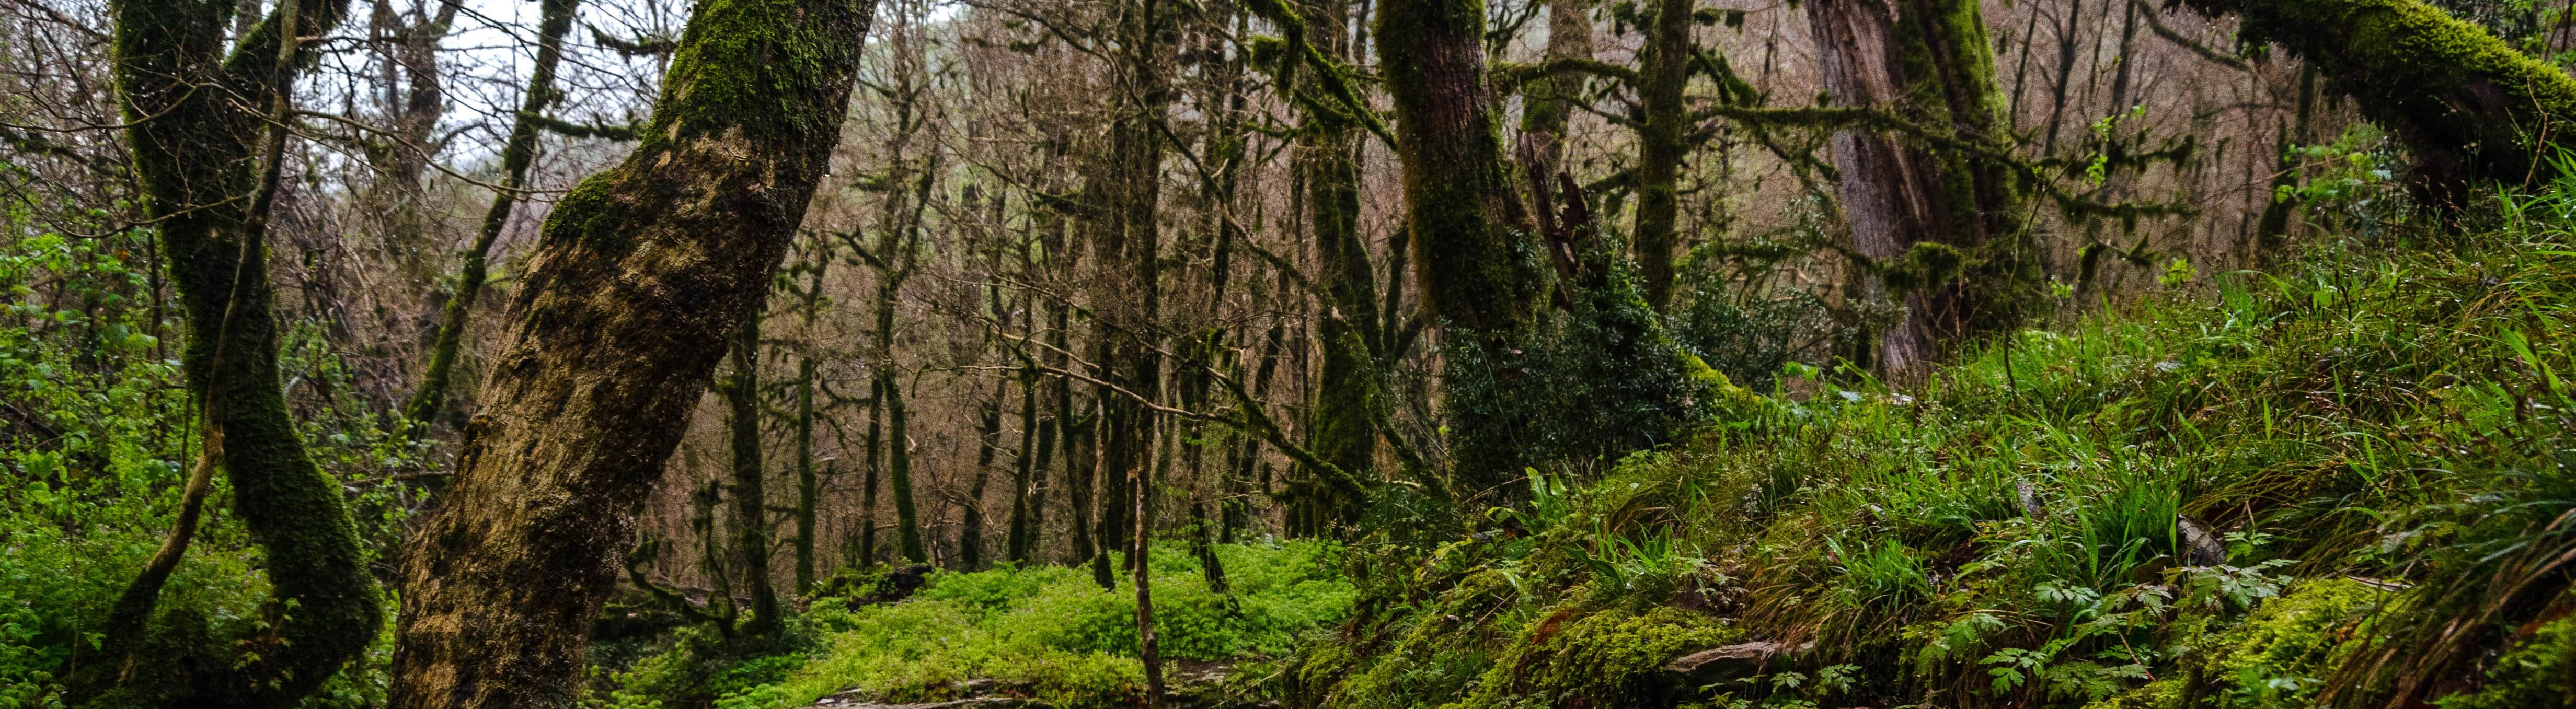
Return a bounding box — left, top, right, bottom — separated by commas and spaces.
404, 0, 579, 426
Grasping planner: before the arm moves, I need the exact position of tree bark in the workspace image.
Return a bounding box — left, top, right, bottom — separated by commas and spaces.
1806, 0, 2030, 377
1519, 0, 1593, 177
1377, 0, 1546, 496
1377, 0, 1540, 343
1301, 0, 1376, 533
722, 312, 781, 633
1631, 0, 1694, 309
387, 0, 879, 703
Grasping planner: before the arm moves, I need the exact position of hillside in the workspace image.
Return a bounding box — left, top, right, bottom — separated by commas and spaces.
1282, 215, 2576, 707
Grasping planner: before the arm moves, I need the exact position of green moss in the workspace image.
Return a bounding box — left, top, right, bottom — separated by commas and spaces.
2186, 0, 2576, 192
2188, 578, 2387, 708
643, 0, 874, 154
1454, 607, 1741, 708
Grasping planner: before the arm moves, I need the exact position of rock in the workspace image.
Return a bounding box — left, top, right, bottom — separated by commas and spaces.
1664, 640, 1810, 684
2178, 516, 2226, 566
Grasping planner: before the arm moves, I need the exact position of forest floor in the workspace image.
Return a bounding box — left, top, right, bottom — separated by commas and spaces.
596, 541, 1347, 708
605, 211, 2576, 709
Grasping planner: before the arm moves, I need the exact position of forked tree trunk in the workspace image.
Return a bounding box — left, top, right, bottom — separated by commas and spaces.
387, 0, 879, 704
88, 0, 381, 703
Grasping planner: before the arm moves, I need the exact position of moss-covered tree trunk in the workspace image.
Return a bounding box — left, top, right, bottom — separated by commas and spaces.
2179, 0, 2576, 204
791, 243, 828, 593
861, 158, 934, 566
386, 0, 879, 703
962, 387, 1002, 571
857, 392, 884, 564
880, 343, 926, 565
722, 313, 782, 633
404, 0, 578, 427
1631, 0, 1694, 309
1377, 0, 1547, 496
1519, 0, 1593, 177
87, 0, 382, 703
1300, 0, 1377, 532
1806, 0, 2031, 377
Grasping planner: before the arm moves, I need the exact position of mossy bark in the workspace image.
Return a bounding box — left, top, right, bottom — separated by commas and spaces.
1631, 0, 1694, 309
89, 0, 382, 703
402, 0, 578, 428
1301, 0, 1377, 533
1519, 0, 1593, 176
1377, 0, 1544, 343
386, 0, 879, 703
1806, 0, 2033, 377
721, 313, 781, 633
2181, 0, 2576, 202
857, 392, 884, 564
1377, 0, 1548, 496
882, 363, 926, 564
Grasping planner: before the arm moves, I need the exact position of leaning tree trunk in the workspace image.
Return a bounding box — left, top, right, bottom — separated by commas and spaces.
2178, 0, 2576, 205
1806, 0, 2032, 378
1376, 0, 1546, 497
87, 0, 382, 704
387, 0, 879, 704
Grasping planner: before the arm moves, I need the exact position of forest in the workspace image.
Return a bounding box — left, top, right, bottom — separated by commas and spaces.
10, 0, 2576, 704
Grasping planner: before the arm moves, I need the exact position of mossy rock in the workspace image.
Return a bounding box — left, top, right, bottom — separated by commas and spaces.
1452, 606, 1742, 709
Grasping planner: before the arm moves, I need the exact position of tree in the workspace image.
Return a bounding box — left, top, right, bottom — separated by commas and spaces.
1376, 0, 1548, 496
1630, 0, 1693, 309
387, 0, 881, 703
718, 311, 782, 633
1805, 0, 2033, 376
2179, 0, 2576, 205
76, 0, 383, 702
404, 0, 580, 427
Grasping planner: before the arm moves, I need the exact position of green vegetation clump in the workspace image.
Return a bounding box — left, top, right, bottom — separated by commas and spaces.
601, 540, 1352, 709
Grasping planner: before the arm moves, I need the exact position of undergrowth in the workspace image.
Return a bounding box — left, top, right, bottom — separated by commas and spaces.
1292, 187, 2576, 707
601, 540, 1353, 709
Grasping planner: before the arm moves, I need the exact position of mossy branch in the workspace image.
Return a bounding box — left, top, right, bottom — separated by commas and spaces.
1244, 0, 1397, 147
523, 111, 640, 141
